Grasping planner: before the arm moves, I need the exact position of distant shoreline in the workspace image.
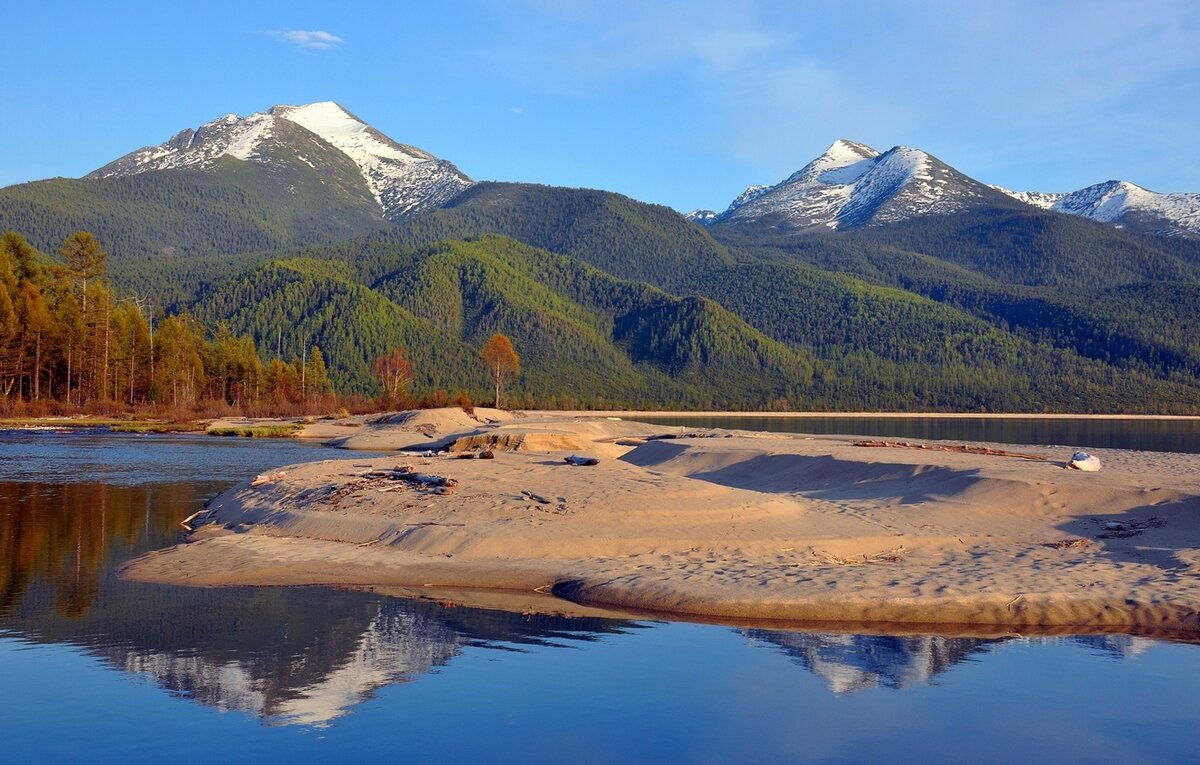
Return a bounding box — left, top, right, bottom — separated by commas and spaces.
530, 410, 1200, 421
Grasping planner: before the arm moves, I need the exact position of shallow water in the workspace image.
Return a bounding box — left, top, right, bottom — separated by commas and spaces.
629, 415, 1200, 454
1, 431, 1198, 763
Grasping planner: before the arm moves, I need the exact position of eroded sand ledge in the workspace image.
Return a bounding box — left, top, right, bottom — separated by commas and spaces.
122, 413, 1200, 634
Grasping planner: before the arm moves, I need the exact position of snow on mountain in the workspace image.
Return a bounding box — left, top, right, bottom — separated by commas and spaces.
990, 187, 1064, 210
996, 180, 1200, 237
705, 139, 1000, 230
115, 606, 461, 727
729, 183, 774, 208
88, 102, 473, 220
701, 139, 1200, 238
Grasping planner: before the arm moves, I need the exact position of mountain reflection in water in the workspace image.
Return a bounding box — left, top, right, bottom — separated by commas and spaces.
0, 434, 1184, 729
741, 630, 1158, 694
0, 477, 639, 726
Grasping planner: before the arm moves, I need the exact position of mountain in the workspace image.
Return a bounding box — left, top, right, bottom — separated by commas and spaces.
7, 104, 1200, 411
192, 235, 817, 407
996, 180, 1200, 239
182, 231, 1200, 412
696, 140, 1200, 241
89, 101, 473, 221
690, 140, 1020, 231
0, 102, 471, 263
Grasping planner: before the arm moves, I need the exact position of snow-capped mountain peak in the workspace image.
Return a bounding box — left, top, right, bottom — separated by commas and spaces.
996, 180, 1200, 237
783, 139, 880, 187
700, 138, 1200, 239
88, 102, 473, 220
708, 140, 999, 230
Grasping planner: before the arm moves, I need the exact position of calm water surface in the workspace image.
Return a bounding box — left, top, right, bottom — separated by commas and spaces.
1, 429, 1198, 764
630, 415, 1200, 454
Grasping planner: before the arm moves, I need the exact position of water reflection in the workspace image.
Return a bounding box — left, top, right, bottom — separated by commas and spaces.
742, 632, 996, 693
0, 477, 638, 726
91, 593, 633, 727
741, 630, 1160, 694
0, 433, 1187, 730
0, 480, 206, 618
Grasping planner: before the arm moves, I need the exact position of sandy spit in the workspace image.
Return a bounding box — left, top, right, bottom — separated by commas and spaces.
121, 412, 1200, 635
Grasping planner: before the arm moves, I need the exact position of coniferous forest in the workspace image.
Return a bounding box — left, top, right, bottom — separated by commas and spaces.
0, 230, 338, 415
5, 177, 1200, 414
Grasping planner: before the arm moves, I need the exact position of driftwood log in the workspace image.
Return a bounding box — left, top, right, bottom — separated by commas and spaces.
180, 509, 212, 530
392, 468, 459, 489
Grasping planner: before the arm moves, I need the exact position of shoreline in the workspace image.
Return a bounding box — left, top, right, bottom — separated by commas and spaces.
7, 409, 1200, 433
526, 410, 1200, 421
120, 411, 1200, 636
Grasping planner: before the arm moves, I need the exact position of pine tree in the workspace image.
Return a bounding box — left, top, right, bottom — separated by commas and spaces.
305, 347, 332, 398
58, 231, 108, 314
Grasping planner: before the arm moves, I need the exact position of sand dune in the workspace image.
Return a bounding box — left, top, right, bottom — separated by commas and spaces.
122, 412, 1200, 635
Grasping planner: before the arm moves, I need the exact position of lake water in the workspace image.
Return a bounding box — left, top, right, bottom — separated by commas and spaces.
2, 429, 1199, 764
628, 415, 1200, 454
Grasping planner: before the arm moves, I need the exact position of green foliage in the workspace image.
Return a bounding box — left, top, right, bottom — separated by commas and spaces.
9, 162, 1200, 413
190, 235, 818, 408
0, 157, 388, 267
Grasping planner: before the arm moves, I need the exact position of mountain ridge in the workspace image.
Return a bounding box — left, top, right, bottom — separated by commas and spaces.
694, 140, 1200, 239
995, 180, 1200, 238
690, 139, 1018, 231
89, 101, 472, 221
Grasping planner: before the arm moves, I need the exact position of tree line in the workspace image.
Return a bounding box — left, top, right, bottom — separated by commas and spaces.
1, 229, 528, 416
0, 230, 336, 414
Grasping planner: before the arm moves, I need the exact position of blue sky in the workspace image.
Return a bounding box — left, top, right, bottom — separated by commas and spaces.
4, 0, 1199, 212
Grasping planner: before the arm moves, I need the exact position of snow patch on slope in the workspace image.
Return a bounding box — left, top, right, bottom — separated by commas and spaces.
712, 139, 988, 229
88, 102, 473, 220
997, 180, 1200, 236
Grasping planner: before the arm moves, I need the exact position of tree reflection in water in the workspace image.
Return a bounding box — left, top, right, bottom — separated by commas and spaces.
0, 473, 1176, 728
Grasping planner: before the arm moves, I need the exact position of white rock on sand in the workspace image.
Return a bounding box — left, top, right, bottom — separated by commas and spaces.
122, 413, 1200, 636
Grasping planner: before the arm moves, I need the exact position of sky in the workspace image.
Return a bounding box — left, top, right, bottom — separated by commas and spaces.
3, 0, 1199, 212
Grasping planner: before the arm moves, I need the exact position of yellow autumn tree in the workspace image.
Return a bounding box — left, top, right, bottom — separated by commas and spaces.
480, 332, 519, 408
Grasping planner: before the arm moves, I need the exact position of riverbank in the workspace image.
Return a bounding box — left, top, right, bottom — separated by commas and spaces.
529, 410, 1200, 420
120, 413, 1200, 634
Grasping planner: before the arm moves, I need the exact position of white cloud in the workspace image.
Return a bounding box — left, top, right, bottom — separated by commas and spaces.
508, 107, 524, 115
268, 30, 344, 51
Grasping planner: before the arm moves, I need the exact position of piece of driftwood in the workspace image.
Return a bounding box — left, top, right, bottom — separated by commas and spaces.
180, 509, 212, 531
319, 479, 377, 507
564, 454, 599, 466
1097, 517, 1165, 539
1042, 538, 1091, 549
392, 469, 458, 489
251, 470, 287, 486
813, 546, 906, 566
853, 440, 1049, 461
521, 490, 552, 504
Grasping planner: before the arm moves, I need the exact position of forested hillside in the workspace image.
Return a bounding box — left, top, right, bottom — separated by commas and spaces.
0, 158, 389, 265
193, 236, 817, 408
175, 229, 1200, 412
7, 160, 1200, 412
706, 210, 1200, 389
